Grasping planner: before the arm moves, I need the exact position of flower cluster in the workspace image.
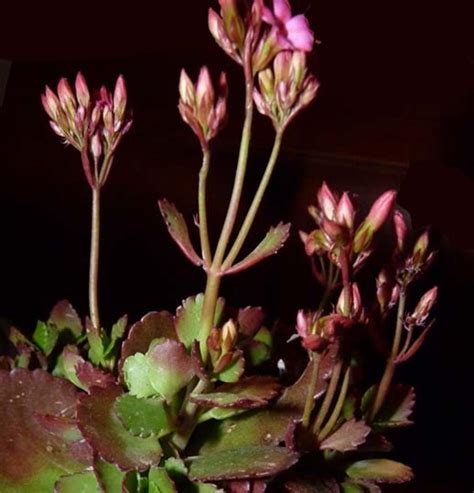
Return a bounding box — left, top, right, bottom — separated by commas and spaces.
41, 73, 132, 188
178, 68, 228, 148
253, 51, 319, 130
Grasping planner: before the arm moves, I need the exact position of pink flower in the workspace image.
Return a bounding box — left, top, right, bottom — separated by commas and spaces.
262, 0, 314, 52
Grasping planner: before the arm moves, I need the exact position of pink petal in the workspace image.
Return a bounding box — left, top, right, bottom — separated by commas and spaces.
274, 0, 292, 22
262, 6, 276, 24
286, 15, 314, 52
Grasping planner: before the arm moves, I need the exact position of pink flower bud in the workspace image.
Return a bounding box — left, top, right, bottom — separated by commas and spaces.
407, 286, 438, 326
41, 87, 61, 120
219, 0, 245, 47
366, 190, 397, 231
336, 192, 355, 229
179, 69, 195, 106
75, 72, 90, 108
317, 182, 337, 220
57, 78, 76, 114
49, 121, 65, 138
393, 209, 408, 252
413, 231, 429, 265
102, 105, 114, 132
196, 67, 215, 112
113, 75, 127, 121
91, 133, 102, 161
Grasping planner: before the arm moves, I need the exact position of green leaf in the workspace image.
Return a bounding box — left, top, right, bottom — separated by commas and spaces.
0, 369, 92, 493
158, 199, 202, 266
341, 482, 365, 493
115, 394, 173, 438
33, 321, 59, 356
123, 353, 157, 398
224, 223, 291, 275
86, 319, 105, 366
216, 351, 245, 383
94, 460, 126, 492
345, 459, 414, 484
148, 467, 177, 493
188, 446, 298, 481
175, 294, 225, 349
77, 385, 163, 471
124, 339, 195, 401
104, 315, 128, 357
54, 472, 101, 492
49, 300, 83, 339
198, 407, 246, 423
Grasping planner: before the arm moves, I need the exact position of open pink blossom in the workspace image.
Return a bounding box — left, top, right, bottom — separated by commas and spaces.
262, 0, 314, 52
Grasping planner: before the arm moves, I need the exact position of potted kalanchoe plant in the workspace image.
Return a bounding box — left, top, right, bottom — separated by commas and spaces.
0, 0, 438, 491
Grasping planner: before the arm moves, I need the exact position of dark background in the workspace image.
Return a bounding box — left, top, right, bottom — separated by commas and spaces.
0, 1, 472, 491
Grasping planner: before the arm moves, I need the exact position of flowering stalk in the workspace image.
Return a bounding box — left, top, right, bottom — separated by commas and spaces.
199, 52, 255, 360
42, 73, 131, 331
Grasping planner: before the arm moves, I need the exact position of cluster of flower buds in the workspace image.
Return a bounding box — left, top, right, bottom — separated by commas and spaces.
405, 286, 438, 328
41, 73, 132, 189
207, 319, 244, 381
178, 67, 228, 148
253, 51, 319, 130
300, 182, 397, 276
295, 310, 356, 353
209, 0, 314, 72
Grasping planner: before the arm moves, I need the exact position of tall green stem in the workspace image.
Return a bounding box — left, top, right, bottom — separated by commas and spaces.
221, 129, 283, 271
369, 288, 407, 420
318, 365, 351, 441
198, 61, 255, 358
198, 148, 212, 267
312, 359, 342, 433
89, 187, 101, 330
302, 353, 321, 429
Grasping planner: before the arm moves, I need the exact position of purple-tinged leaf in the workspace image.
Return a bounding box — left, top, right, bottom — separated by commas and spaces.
285, 477, 340, 492
357, 433, 393, 453
320, 420, 371, 452
194, 350, 335, 454
190, 376, 281, 409
345, 459, 414, 484
237, 307, 266, 337
175, 294, 225, 349
188, 446, 298, 481
77, 385, 163, 471
362, 384, 415, 430
76, 361, 116, 391
0, 355, 13, 370
192, 340, 209, 381
119, 311, 175, 375
215, 349, 245, 383
49, 300, 83, 338
0, 369, 92, 492
224, 223, 291, 275
54, 472, 100, 492
227, 480, 268, 492
159, 198, 203, 266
